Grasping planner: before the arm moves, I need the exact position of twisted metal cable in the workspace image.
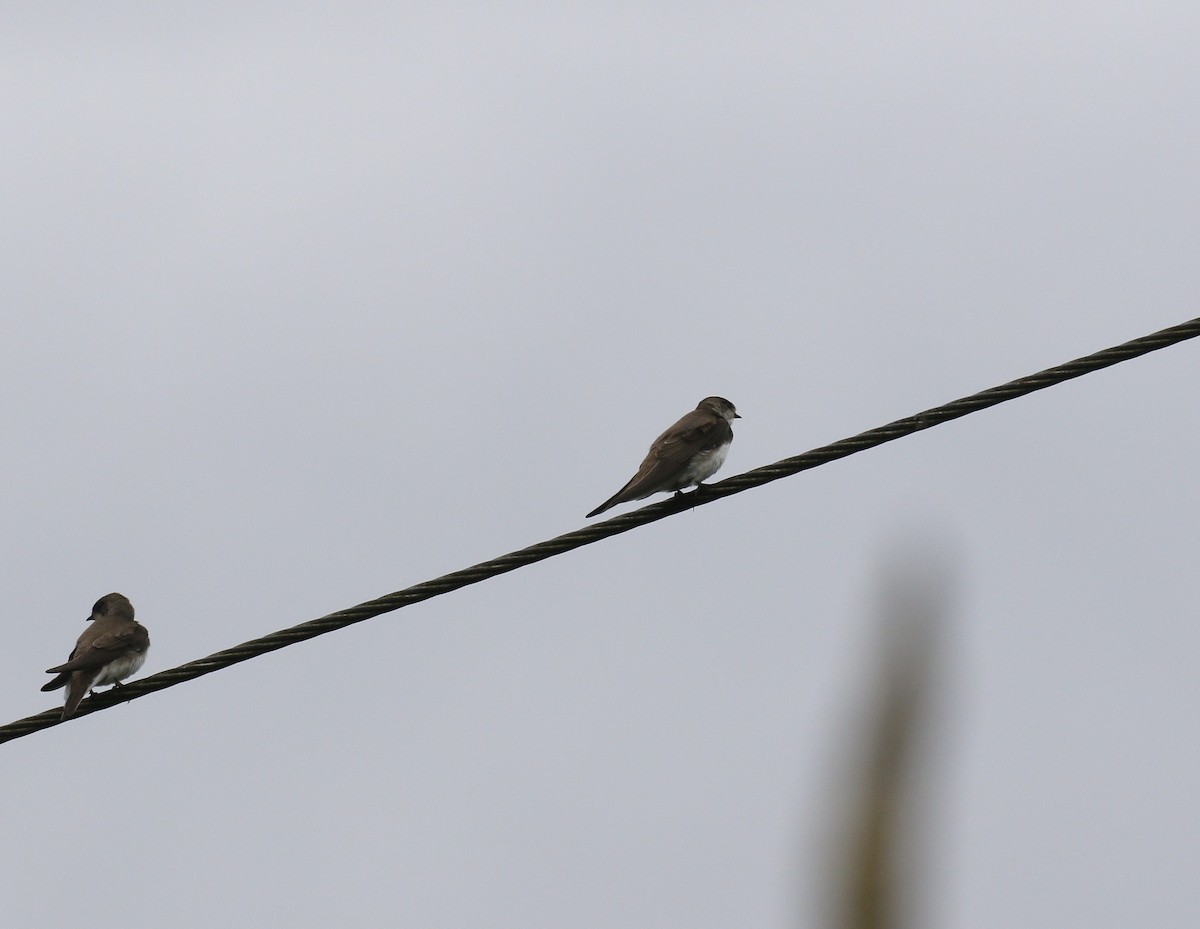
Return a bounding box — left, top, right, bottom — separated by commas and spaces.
3, 316, 1198, 745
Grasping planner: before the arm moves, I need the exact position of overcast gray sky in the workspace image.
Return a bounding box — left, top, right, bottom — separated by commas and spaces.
3, 4, 1199, 927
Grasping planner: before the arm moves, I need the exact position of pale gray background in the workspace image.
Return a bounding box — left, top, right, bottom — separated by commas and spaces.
3, 4, 1198, 927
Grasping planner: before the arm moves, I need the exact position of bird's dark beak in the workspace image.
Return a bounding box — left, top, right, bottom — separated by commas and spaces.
734, 413, 742, 419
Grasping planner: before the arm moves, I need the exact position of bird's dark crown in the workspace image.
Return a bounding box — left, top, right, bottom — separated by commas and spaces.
696, 396, 740, 420
89, 592, 134, 621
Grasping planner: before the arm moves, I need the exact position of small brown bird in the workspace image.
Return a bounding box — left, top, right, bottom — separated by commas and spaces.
42, 593, 150, 720
587, 396, 741, 518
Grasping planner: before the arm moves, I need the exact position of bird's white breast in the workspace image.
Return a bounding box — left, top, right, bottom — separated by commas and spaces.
669, 441, 731, 491
92, 650, 148, 687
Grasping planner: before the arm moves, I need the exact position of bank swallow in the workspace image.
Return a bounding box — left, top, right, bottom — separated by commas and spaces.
42, 593, 150, 720
587, 396, 740, 518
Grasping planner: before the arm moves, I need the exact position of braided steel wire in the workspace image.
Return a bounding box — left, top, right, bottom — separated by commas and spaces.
3, 316, 1197, 745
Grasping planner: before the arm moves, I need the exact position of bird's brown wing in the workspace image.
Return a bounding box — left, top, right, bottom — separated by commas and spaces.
587, 410, 728, 517
44, 621, 147, 675
40, 647, 77, 691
